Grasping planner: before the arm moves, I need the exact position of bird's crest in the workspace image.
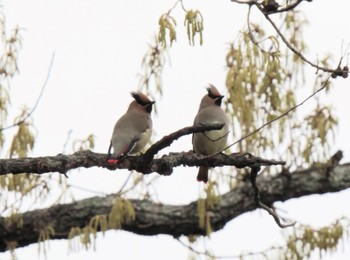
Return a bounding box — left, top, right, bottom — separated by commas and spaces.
131, 91, 153, 106
206, 84, 222, 99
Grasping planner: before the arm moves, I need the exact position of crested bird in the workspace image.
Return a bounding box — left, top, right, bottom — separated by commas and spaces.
192, 85, 229, 183
107, 91, 155, 164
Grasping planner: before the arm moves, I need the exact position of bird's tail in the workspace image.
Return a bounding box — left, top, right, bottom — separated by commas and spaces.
197, 166, 209, 183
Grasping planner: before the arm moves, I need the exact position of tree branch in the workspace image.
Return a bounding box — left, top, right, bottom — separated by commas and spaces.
0, 150, 285, 176
142, 123, 225, 163
1, 162, 350, 251
254, 3, 347, 75
232, 0, 349, 76
0, 123, 284, 176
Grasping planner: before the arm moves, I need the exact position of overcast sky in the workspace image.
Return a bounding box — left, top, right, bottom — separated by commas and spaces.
1, 0, 350, 259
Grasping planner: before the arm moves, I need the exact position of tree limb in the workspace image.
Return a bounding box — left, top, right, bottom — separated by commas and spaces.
0, 150, 284, 176
0, 124, 285, 176
1, 163, 350, 252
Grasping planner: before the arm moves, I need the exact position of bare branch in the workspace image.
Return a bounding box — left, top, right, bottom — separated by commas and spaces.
0, 150, 285, 176
232, 0, 349, 75
255, 4, 345, 74
0, 52, 55, 132
142, 123, 225, 163
272, 0, 304, 14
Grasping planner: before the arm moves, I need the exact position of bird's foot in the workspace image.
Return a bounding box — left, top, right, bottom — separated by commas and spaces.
107, 158, 119, 164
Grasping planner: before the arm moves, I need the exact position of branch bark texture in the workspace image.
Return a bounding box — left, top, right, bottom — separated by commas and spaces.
1, 163, 350, 251
0, 150, 284, 176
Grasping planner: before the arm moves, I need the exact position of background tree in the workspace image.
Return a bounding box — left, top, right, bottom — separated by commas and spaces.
0, 0, 350, 259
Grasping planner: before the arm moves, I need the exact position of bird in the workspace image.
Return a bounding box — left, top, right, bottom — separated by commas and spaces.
107, 91, 155, 164
192, 84, 229, 183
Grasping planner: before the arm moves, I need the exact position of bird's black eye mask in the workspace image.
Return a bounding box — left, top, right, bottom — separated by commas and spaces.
206, 88, 224, 106
145, 102, 156, 113
131, 92, 155, 113
206, 87, 217, 99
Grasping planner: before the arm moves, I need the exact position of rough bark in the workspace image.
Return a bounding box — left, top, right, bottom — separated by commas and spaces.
1, 163, 350, 252
0, 150, 284, 176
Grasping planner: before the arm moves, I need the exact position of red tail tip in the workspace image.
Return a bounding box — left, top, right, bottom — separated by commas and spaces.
107, 159, 119, 164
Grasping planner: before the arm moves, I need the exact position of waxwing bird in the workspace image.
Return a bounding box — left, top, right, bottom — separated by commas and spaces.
107, 91, 155, 164
192, 85, 229, 183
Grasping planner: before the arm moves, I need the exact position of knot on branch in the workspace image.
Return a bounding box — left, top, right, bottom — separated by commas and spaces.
331, 65, 348, 79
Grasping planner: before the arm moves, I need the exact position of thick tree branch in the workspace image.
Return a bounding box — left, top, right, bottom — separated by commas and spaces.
0, 150, 284, 176
1, 163, 350, 251
0, 124, 285, 176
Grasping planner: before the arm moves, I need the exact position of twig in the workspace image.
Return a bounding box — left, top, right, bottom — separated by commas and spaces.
0, 52, 55, 131
231, 0, 304, 14
176, 237, 284, 259
220, 74, 332, 153
247, 5, 269, 54
233, 0, 347, 74
166, 0, 187, 15
116, 172, 133, 195
249, 165, 296, 228
255, 4, 342, 74
270, 0, 304, 14
202, 130, 230, 142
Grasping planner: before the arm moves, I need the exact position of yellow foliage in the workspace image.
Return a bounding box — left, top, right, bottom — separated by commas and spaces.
197, 182, 220, 235
283, 218, 349, 259
108, 197, 135, 229
37, 225, 55, 257
9, 122, 35, 158
158, 14, 177, 47
184, 10, 204, 46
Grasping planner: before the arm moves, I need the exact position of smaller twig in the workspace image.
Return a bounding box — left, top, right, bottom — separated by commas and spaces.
220, 74, 332, 153
255, 4, 341, 74
231, 0, 257, 4
247, 6, 268, 54
232, 0, 304, 14
176, 238, 232, 259
269, 0, 304, 14
177, 237, 284, 259
202, 130, 230, 142
234, 0, 347, 74
142, 123, 224, 163
0, 52, 55, 131
250, 165, 295, 228
116, 172, 133, 195
166, 0, 187, 15
62, 129, 73, 153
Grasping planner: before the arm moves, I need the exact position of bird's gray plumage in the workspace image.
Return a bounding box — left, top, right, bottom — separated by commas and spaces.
107, 92, 154, 163
193, 85, 229, 182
